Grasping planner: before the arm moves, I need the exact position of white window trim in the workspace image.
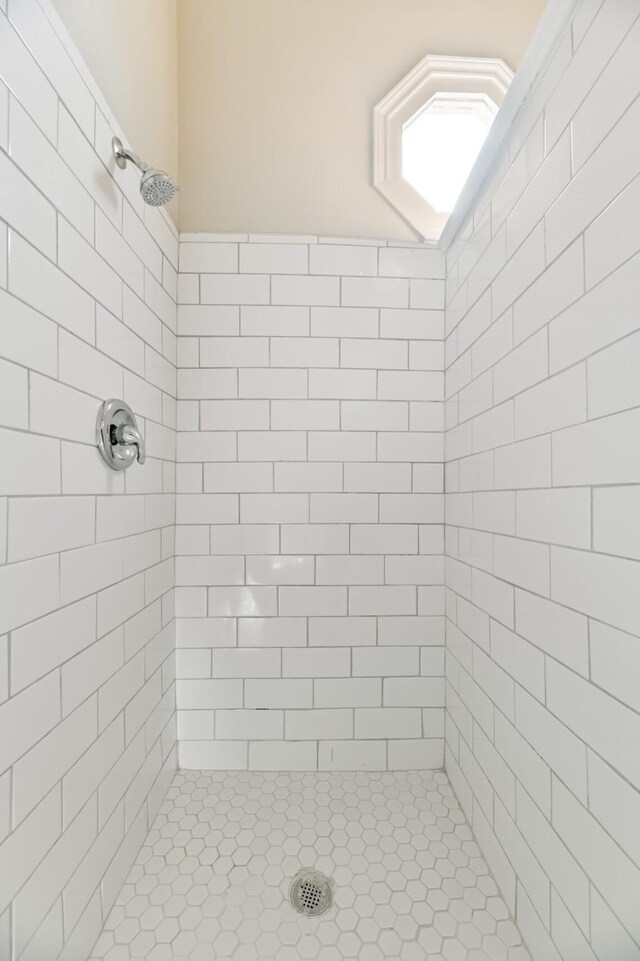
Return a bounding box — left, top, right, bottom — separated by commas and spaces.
373, 55, 513, 243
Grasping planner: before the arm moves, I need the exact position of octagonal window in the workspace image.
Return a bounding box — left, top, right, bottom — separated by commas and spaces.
401, 94, 498, 214
374, 56, 513, 241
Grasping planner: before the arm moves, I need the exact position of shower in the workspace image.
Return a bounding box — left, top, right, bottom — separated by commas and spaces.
112, 135, 178, 206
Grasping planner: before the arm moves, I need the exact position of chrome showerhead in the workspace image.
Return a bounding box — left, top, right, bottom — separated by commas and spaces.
112, 136, 178, 207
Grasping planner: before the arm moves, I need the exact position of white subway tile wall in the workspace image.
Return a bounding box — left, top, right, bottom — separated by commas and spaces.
175, 236, 445, 771
0, 3, 177, 961
444, 3, 640, 959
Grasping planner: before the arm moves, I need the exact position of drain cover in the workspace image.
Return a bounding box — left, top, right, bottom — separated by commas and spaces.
289, 869, 333, 917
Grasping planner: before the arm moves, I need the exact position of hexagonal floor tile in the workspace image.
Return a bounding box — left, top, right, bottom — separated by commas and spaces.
89, 771, 531, 961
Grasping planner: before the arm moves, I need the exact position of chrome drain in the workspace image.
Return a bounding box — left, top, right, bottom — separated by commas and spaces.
289, 868, 333, 917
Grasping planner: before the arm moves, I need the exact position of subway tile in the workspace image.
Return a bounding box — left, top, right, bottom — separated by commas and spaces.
553, 778, 640, 944
513, 238, 584, 346
200, 336, 269, 367
587, 328, 640, 419
274, 462, 342, 492
342, 277, 408, 308
310, 307, 377, 338
209, 586, 277, 618
283, 648, 350, 678
241, 305, 309, 336
179, 242, 237, 273
310, 244, 377, 276
58, 219, 122, 318
200, 273, 270, 305
281, 524, 349, 555
271, 400, 339, 430
379, 247, 444, 279
355, 708, 421, 739
517, 488, 591, 549
272, 275, 339, 306
553, 408, 640, 487
271, 336, 338, 367
550, 251, 640, 373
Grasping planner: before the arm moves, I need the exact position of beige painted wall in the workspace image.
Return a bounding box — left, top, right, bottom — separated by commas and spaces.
178, 0, 546, 239
50, 0, 544, 238
52, 0, 179, 223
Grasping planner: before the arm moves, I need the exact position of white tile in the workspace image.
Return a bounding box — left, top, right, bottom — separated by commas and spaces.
513, 238, 584, 346
340, 338, 406, 370
342, 277, 408, 308
241, 243, 307, 274
201, 400, 269, 430
380, 308, 443, 340
0, 12, 57, 142
553, 779, 640, 944
211, 524, 279, 555
553, 408, 640, 487
95, 210, 144, 296
200, 273, 269, 305
209, 586, 277, 617
238, 617, 306, 648
179, 242, 237, 273
237, 431, 306, 461
308, 431, 376, 461
550, 251, 640, 373
204, 462, 272, 493
274, 462, 342, 493
546, 92, 640, 263
516, 488, 591, 549
12, 698, 96, 826
216, 709, 283, 740
0, 147, 56, 258
10, 99, 93, 242
282, 648, 350, 677
280, 524, 348, 555
242, 305, 309, 336
284, 708, 352, 740
341, 401, 407, 431
515, 364, 586, 440
271, 275, 339, 306
493, 329, 548, 405
590, 619, 640, 714
239, 367, 307, 398
8, 495, 94, 562
271, 336, 338, 367
246, 555, 314, 585
355, 707, 421, 739
310, 244, 377, 276
0, 670, 60, 776
249, 741, 316, 770
58, 219, 122, 318
587, 329, 640, 419
58, 106, 122, 228
379, 247, 444, 279
270, 400, 339, 430
244, 679, 312, 708
349, 586, 416, 616
515, 589, 588, 675
310, 494, 377, 523
354, 647, 418, 677
507, 131, 571, 258
0, 429, 60, 495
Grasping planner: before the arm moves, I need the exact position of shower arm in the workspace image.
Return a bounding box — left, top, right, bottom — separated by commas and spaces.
112, 137, 151, 174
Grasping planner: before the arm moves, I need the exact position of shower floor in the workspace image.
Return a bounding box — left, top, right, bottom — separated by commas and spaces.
90, 770, 531, 961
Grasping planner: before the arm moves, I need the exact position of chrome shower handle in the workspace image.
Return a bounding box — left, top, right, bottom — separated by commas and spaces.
114, 423, 146, 465
97, 399, 146, 471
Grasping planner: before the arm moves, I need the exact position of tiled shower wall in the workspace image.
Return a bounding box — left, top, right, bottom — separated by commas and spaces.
0, 2, 177, 960
444, 2, 640, 959
175, 235, 446, 771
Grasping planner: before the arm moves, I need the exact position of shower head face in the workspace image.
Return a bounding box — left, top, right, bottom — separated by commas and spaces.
140, 169, 178, 207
